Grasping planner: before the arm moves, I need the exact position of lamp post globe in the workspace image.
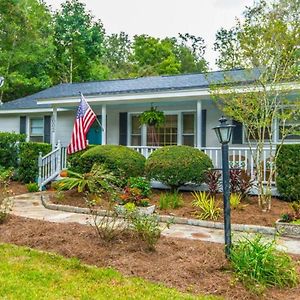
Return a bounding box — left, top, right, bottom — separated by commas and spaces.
213, 116, 235, 258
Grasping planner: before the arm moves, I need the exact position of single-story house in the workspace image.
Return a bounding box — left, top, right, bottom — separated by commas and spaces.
0, 69, 299, 187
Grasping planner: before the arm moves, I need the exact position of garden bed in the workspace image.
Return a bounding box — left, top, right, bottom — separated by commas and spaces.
0, 215, 299, 300
0, 181, 28, 196
48, 189, 291, 227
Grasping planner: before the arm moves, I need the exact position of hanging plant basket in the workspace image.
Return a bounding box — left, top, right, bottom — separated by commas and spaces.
139, 106, 165, 128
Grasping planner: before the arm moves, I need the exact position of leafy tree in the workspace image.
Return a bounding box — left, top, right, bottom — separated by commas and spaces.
212, 0, 300, 211
175, 33, 208, 73
0, 0, 54, 102
132, 34, 181, 76
102, 32, 134, 78
53, 0, 105, 83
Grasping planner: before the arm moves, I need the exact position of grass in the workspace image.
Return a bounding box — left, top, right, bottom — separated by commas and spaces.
0, 243, 220, 300
230, 234, 298, 294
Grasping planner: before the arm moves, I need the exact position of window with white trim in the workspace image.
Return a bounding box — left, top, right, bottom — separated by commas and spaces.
30, 118, 44, 142
148, 115, 178, 146
182, 113, 195, 146
279, 118, 300, 140
129, 111, 196, 146
130, 115, 141, 146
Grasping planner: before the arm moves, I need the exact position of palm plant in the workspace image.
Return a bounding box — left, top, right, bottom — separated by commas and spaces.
57, 164, 117, 196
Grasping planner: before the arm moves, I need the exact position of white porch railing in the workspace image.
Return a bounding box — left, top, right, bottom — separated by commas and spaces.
38, 141, 67, 190
38, 144, 277, 191
129, 145, 276, 184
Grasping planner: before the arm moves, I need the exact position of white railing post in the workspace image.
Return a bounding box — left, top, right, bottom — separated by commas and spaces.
56, 140, 61, 173
38, 152, 43, 191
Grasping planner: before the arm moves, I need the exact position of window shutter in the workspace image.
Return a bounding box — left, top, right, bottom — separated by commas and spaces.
20, 116, 26, 135
201, 110, 207, 147
232, 120, 243, 144
119, 112, 128, 145
44, 116, 51, 143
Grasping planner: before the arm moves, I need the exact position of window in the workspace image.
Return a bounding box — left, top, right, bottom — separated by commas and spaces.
148, 115, 178, 146
279, 123, 300, 140
182, 113, 195, 146
129, 111, 196, 147
130, 115, 141, 146
30, 118, 44, 142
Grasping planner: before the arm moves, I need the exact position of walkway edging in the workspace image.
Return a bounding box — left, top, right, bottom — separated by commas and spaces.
41, 195, 276, 235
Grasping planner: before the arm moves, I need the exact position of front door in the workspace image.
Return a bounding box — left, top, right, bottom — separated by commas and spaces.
87, 115, 102, 145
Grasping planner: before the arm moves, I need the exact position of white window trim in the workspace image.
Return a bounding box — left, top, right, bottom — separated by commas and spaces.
29, 117, 44, 142
128, 110, 196, 146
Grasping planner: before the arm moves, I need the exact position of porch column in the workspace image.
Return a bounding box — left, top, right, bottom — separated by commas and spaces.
101, 104, 107, 145
51, 106, 57, 150
196, 100, 202, 148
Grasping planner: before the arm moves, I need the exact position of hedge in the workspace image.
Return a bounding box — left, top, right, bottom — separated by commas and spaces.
145, 145, 213, 191
0, 132, 26, 168
276, 144, 300, 201
78, 145, 146, 180
18, 142, 52, 183
67, 145, 96, 173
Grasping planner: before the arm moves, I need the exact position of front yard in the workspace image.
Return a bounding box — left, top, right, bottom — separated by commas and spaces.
0, 242, 218, 300
1, 216, 300, 300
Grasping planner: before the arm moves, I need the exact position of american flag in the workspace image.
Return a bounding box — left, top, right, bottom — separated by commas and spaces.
67, 94, 96, 155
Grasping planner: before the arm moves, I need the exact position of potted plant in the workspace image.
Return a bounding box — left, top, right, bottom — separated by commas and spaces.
276, 201, 300, 237
139, 106, 165, 127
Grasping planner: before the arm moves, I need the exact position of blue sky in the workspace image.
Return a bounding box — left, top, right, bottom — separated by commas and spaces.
45, 0, 255, 70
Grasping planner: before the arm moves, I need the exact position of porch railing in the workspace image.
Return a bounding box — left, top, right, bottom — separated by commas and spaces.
129, 146, 276, 184
38, 141, 67, 190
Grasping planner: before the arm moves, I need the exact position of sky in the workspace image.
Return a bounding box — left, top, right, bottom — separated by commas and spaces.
44, 0, 255, 70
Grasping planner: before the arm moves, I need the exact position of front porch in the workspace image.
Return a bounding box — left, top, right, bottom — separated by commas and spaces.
38, 143, 277, 190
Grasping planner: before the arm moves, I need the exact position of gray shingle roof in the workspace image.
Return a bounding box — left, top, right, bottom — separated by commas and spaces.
0, 68, 260, 110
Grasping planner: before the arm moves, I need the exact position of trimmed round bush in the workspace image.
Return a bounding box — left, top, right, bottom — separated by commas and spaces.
276, 144, 300, 201
145, 145, 213, 191
79, 145, 146, 180
67, 145, 96, 173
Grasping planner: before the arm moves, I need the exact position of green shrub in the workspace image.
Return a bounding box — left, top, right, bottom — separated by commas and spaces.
159, 192, 183, 209
58, 164, 117, 198
0, 132, 26, 169
127, 177, 151, 197
67, 145, 96, 173
276, 144, 300, 201
79, 145, 146, 181
124, 208, 171, 250
0, 172, 13, 223
192, 191, 221, 220
230, 234, 298, 293
26, 182, 39, 193
145, 146, 213, 191
18, 142, 51, 183
230, 193, 242, 210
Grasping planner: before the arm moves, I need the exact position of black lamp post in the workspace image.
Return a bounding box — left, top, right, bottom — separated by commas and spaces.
213, 116, 235, 258
0, 77, 4, 106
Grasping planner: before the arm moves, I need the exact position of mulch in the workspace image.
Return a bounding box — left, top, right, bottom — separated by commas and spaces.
49, 189, 292, 227
1, 216, 300, 300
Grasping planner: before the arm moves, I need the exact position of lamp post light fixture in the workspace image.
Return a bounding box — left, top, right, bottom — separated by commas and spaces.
213, 116, 235, 258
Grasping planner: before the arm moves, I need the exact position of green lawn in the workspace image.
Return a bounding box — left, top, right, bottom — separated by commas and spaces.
0, 243, 221, 300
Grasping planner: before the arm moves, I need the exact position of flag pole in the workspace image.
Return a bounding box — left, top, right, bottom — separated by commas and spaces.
79, 92, 104, 131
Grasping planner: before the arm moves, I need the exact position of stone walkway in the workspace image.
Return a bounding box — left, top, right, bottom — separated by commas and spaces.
10, 193, 300, 255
